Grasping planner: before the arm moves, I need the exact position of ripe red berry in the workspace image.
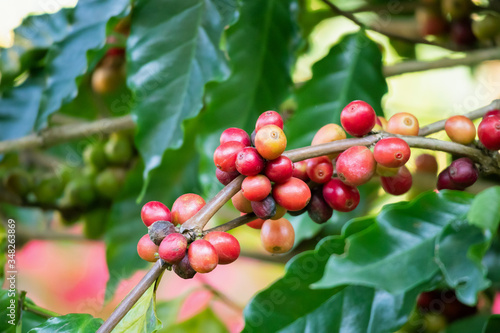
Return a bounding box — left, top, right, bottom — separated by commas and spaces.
260, 218, 295, 253
137, 234, 159, 262
336, 146, 376, 186
478, 115, 500, 150
232, 190, 253, 213
251, 195, 277, 219
485, 109, 500, 118
450, 18, 476, 46
220, 127, 251, 146
254, 125, 287, 160
272, 177, 311, 211
171, 193, 206, 225
415, 154, 438, 174
387, 112, 420, 136
241, 175, 272, 201
255, 111, 284, 132
264, 156, 293, 183
243, 213, 266, 229
173, 254, 196, 279
204, 231, 240, 265
292, 160, 309, 182
380, 166, 413, 195
322, 178, 360, 212
448, 157, 478, 187
373, 137, 411, 168
188, 239, 218, 273
307, 188, 333, 224
445, 115, 476, 145
158, 233, 187, 264
213, 141, 246, 172
340, 100, 376, 137
216, 169, 240, 185
141, 201, 171, 227
307, 160, 333, 184
235, 147, 265, 176
437, 167, 466, 191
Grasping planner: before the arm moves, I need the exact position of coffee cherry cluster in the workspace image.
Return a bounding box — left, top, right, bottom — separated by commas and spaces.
416, 0, 500, 48
215, 111, 310, 254
137, 195, 241, 279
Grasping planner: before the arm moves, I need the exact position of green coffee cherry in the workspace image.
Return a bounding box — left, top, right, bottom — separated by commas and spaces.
104, 133, 133, 165
82, 208, 109, 239
33, 176, 64, 204
95, 167, 126, 199
472, 13, 500, 40
3, 169, 33, 197
64, 177, 96, 207
83, 142, 107, 170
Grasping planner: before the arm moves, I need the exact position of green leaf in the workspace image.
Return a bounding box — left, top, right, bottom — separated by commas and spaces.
484, 238, 500, 288
28, 313, 103, 333
435, 223, 491, 305
165, 308, 228, 333
155, 297, 184, 331
126, 0, 237, 190
286, 31, 387, 149
111, 283, 161, 333
444, 315, 490, 333
313, 191, 474, 293
196, 0, 300, 195
483, 315, 500, 333
467, 186, 500, 233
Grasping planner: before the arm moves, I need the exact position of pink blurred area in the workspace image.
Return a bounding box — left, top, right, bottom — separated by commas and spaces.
3, 236, 284, 332
493, 293, 500, 314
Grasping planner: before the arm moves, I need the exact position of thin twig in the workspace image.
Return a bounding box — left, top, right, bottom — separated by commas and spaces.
203, 213, 256, 234
201, 282, 243, 312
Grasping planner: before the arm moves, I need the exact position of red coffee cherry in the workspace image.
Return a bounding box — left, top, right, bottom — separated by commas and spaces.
437, 167, 466, 191
241, 175, 272, 201
204, 231, 240, 265
173, 254, 196, 279
322, 178, 360, 212
141, 201, 171, 227
158, 233, 187, 264
171, 193, 206, 225
251, 195, 277, 219
260, 218, 295, 254
311, 123, 347, 158
450, 18, 476, 46
478, 115, 500, 150
485, 109, 500, 118
307, 160, 333, 184
216, 169, 240, 185
445, 115, 476, 145
255, 111, 284, 132
220, 127, 251, 146
292, 160, 309, 182
307, 188, 333, 224
380, 166, 413, 195
415, 154, 438, 174
373, 137, 411, 168
264, 156, 293, 184
213, 141, 246, 172
416, 6, 449, 37
242, 212, 266, 229
137, 234, 159, 262
232, 190, 253, 213
255, 125, 287, 160
340, 100, 377, 137
272, 177, 311, 211
188, 239, 218, 273
235, 147, 265, 176
448, 157, 478, 187
387, 112, 420, 136
336, 146, 376, 186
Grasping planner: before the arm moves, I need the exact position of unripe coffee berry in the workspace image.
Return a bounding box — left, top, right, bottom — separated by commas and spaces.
387, 112, 420, 136
235, 147, 265, 176
241, 175, 272, 201
271, 205, 287, 220
188, 239, 218, 273
478, 115, 500, 150
251, 195, 277, 219
256, 111, 284, 132
232, 190, 253, 213
376, 164, 399, 177
171, 193, 206, 225
380, 166, 413, 195
312, 123, 347, 158
260, 218, 295, 254
204, 231, 240, 265
213, 141, 246, 172
448, 157, 478, 187
141, 201, 171, 227
373, 137, 411, 168
340, 100, 376, 137
254, 125, 287, 160
292, 160, 309, 182
137, 234, 159, 262
336, 146, 376, 187
373, 116, 388, 132
322, 178, 360, 212
445, 115, 476, 145
220, 127, 251, 146
264, 156, 293, 183
158, 233, 187, 264
272, 177, 311, 211
415, 154, 438, 174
